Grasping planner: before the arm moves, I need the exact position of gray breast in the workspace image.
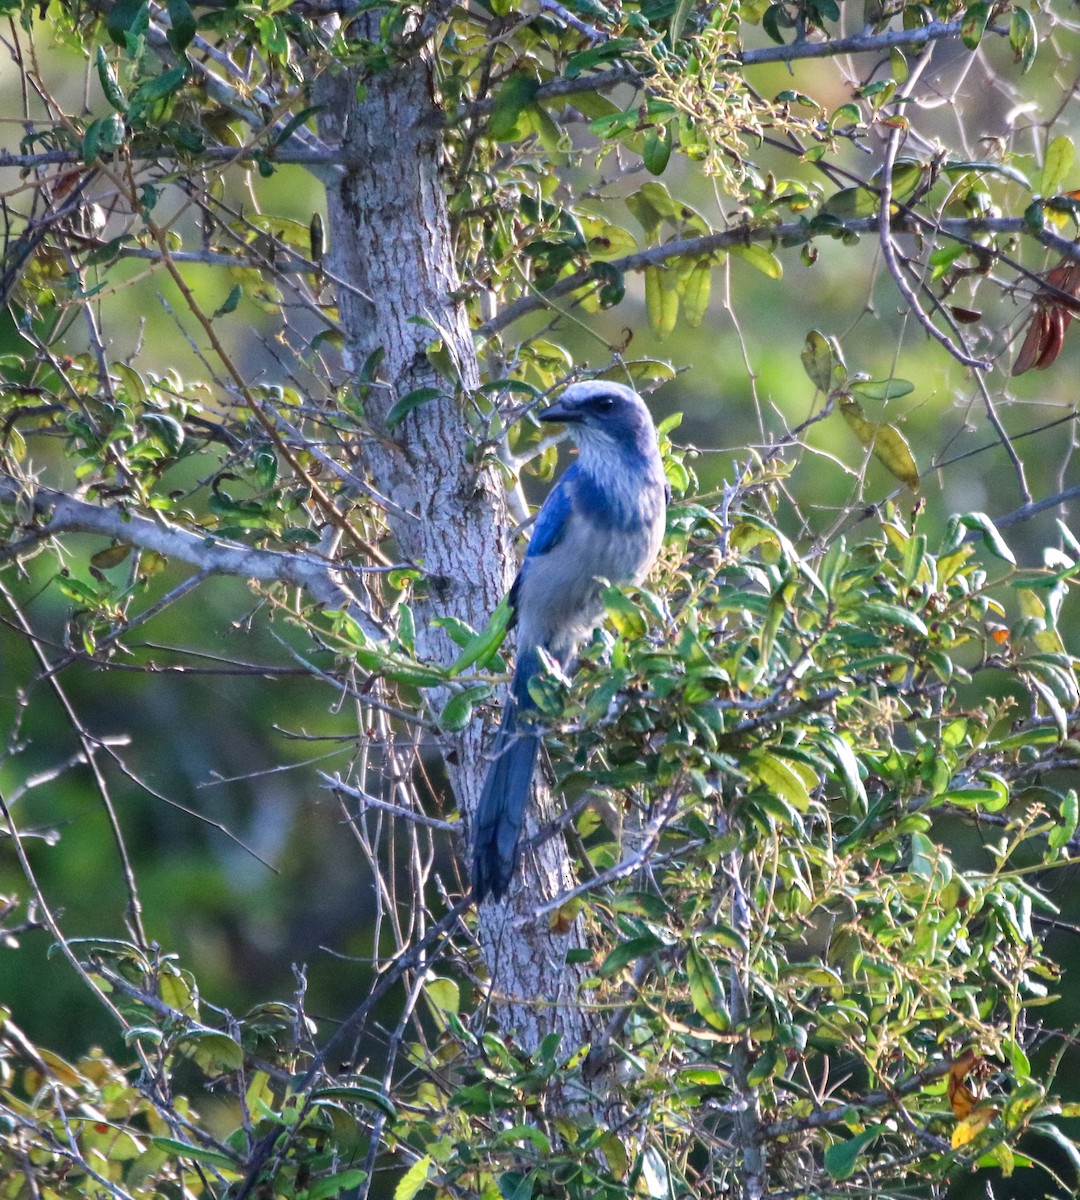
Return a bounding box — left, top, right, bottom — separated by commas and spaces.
516, 482, 664, 663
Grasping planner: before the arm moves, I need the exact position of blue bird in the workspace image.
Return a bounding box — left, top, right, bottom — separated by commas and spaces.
472, 381, 668, 903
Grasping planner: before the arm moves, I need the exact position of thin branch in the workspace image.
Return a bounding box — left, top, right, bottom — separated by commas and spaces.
230, 895, 473, 1200
481, 217, 1080, 336
761, 1058, 953, 1139
0, 474, 386, 637
322, 773, 460, 833
876, 51, 991, 371
537, 0, 609, 43
0, 784, 131, 1030
528, 788, 683, 918
461, 19, 982, 119
740, 18, 971, 66
0, 577, 148, 947
993, 484, 1080, 530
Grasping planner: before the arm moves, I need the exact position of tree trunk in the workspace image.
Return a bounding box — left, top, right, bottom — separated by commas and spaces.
314, 29, 596, 1054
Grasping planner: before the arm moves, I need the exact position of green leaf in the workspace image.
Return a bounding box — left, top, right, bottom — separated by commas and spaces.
817, 730, 866, 808
825, 1129, 881, 1180
83, 114, 125, 161
165, 0, 196, 52
627, 190, 665, 243
937, 786, 1008, 811
830, 102, 861, 128
602, 586, 647, 638
855, 601, 928, 637
1028, 1123, 1080, 1178
801, 330, 835, 392
130, 66, 189, 109
385, 386, 442, 431
600, 933, 664, 977
141, 413, 185, 455
643, 123, 673, 175
1009, 7, 1037, 73
158, 969, 197, 1016
213, 284, 242, 318
1038, 134, 1075, 197
682, 259, 711, 327
311, 1085, 398, 1118
489, 74, 540, 141
579, 216, 638, 260
669, 0, 695, 41
686, 944, 730, 1031
745, 1045, 785, 1087
438, 686, 491, 732
307, 1170, 368, 1200
449, 596, 511, 674
272, 105, 324, 152
252, 446, 277, 489
752, 751, 811, 812
91, 543, 132, 571
177, 1030, 243, 1073
425, 976, 460, 1017
395, 1155, 434, 1200
497, 1171, 535, 1200
850, 378, 915, 401
957, 512, 1015, 563
943, 159, 1032, 189
151, 1137, 238, 1170
729, 242, 783, 279
928, 243, 968, 281
991, 726, 1059, 752
106, 0, 148, 45
762, 3, 790, 43
824, 185, 878, 218
1049, 789, 1079, 850
95, 47, 127, 112
839, 397, 920, 491
960, 1, 991, 49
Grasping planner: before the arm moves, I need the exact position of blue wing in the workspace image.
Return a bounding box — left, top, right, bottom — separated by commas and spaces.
526, 463, 580, 558
508, 464, 578, 619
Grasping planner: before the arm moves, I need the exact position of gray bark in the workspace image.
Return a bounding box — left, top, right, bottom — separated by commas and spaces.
313, 27, 597, 1053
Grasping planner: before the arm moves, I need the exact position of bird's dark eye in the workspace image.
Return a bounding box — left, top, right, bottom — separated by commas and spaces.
591, 395, 615, 412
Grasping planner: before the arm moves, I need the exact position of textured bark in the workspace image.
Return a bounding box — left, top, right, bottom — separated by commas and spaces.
314, 28, 597, 1053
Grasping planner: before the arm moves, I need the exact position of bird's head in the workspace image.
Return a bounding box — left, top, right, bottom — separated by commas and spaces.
538, 381, 656, 456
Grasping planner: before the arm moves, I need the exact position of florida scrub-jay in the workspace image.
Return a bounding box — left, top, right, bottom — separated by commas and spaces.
472, 381, 668, 902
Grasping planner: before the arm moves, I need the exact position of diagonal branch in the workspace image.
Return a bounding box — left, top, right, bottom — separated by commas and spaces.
482, 217, 1080, 336
740, 17, 972, 66
0, 474, 386, 637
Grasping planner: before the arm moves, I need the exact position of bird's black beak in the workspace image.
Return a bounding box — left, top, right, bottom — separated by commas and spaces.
537, 397, 580, 424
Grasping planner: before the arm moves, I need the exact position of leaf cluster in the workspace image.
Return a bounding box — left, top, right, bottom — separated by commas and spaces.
382, 486, 1080, 1198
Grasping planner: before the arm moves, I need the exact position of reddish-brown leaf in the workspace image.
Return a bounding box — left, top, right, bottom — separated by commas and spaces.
1012, 256, 1080, 375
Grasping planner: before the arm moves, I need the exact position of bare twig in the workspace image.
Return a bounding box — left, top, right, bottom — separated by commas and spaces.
876, 51, 991, 372
323, 773, 460, 832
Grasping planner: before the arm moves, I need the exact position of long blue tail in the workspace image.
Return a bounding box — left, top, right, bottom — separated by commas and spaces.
472, 648, 541, 902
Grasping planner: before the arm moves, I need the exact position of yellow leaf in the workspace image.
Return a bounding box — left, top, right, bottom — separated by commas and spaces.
395, 1154, 433, 1200
951, 1103, 998, 1148
644, 265, 679, 339
839, 397, 919, 491
682, 258, 712, 327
